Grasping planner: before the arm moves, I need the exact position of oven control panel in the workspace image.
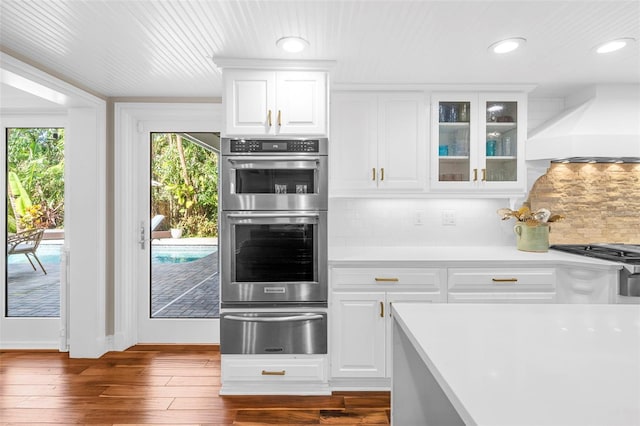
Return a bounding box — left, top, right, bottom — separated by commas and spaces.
229, 139, 319, 153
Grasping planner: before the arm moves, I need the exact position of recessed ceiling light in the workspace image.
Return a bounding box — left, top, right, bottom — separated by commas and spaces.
489, 37, 526, 54
276, 36, 309, 53
596, 38, 635, 54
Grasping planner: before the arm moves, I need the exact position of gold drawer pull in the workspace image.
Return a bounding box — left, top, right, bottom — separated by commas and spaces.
261, 370, 286, 376
492, 278, 518, 283
375, 277, 399, 282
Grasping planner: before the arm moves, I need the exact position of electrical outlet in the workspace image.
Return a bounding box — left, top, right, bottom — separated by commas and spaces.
414, 210, 425, 225
442, 210, 456, 226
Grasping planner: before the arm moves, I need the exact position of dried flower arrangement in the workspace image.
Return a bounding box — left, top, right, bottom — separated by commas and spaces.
497, 205, 564, 227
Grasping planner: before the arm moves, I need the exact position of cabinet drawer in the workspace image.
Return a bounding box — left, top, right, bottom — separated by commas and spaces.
331, 268, 443, 289
222, 355, 327, 383
448, 268, 555, 292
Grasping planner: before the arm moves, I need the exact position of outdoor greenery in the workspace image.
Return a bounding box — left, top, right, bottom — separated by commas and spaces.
7, 128, 65, 233
7, 130, 218, 238
151, 133, 218, 238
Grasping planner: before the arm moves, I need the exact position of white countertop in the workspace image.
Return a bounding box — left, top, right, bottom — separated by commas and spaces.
392, 303, 640, 426
329, 245, 622, 269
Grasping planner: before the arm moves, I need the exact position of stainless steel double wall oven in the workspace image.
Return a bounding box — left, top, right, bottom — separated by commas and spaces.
220, 138, 328, 355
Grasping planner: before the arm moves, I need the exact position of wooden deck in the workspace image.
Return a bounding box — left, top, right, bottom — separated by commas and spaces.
0, 345, 391, 425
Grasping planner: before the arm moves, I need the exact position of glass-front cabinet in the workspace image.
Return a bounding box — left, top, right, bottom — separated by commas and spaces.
431, 92, 527, 193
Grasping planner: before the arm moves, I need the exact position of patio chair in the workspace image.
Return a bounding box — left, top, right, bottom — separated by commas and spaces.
7, 228, 47, 274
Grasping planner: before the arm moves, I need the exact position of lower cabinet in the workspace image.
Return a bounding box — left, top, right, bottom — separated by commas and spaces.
447, 267, 556, 303
220, 355, 330, 395
330, 291, 439, 380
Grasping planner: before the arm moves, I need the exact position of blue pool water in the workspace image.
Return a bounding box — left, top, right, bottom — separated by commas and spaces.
8, 245, 217, 265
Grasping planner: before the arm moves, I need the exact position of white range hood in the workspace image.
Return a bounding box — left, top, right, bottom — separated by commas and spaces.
527, 85, 640, 161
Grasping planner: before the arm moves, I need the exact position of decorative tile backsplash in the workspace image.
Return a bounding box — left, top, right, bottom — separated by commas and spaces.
527, 163, 640, 244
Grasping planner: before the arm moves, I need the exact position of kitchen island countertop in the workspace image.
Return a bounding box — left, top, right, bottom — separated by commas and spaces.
391, 303, 640, 425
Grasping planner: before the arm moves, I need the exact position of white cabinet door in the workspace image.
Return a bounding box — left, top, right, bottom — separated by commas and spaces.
330, 92, 427, 194
331, 292, 386, 378
384, 292, 439, 377
225, 70, 327, 136
377, 93, 427, 191
276, 71, 326, 135
225, 70, 275, 135
330, 93, 378, 191
430, 91, 527, 194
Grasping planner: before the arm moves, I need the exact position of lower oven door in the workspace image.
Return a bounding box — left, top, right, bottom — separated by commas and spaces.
220, 312, 327, 354
221, 211, 327, 306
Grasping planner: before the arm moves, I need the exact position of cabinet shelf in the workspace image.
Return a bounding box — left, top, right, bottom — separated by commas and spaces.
439, 156, 469, 161
486, 156, 517, 161
486, 122, 517, 131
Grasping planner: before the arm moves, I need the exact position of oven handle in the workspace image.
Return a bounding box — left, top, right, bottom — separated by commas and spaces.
226, 213, 320, 219
224, 314, 324, 323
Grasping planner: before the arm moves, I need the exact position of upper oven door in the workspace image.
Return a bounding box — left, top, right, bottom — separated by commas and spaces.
221, 155, 328, 211
221, 211, 327, 306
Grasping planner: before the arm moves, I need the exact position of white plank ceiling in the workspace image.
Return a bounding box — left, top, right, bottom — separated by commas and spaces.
1, 0, 639, 101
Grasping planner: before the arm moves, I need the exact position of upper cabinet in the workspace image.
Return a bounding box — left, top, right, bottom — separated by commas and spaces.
430, 92, 527, 194
330, 92, 427, 194
224, 69, 327, 136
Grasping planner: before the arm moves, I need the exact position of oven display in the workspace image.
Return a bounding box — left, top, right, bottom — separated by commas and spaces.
262, 141, 287, 151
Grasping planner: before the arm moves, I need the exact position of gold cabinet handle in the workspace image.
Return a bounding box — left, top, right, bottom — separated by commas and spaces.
372, 168, 376, 181
267, 110, 272, 127
262, 370, 286, 376
277, 110, 282, 126
379, 301, 384, 318
492, 278, 518, 283
473, 168, 478, 182
375, 277, 399, 282
482, 168, 487, 182
380, 167, 385, 181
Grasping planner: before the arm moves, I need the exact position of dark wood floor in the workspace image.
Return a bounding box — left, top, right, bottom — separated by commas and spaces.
0, 345, 390, 425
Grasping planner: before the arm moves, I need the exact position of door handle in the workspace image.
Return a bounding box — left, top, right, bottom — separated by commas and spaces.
277, 110, 282, 126
482, 168, 487, 182
381, 168, 385, 181
139, 223, 146, 250
267, 109, 272, 127
379, 301, 384, 318
473, 168, 478, 182
372, 168, 376, 181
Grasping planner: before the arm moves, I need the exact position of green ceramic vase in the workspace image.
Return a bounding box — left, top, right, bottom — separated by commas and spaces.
513, 223, 549, 252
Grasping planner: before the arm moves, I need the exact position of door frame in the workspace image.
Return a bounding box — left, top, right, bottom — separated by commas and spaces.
113, 102, 223, 348
1, 52, 107, 357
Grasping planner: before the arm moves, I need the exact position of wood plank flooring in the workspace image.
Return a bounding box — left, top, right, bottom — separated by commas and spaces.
0, 345, 390, 425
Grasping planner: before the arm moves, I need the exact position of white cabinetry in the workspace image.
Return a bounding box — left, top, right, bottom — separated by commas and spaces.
430, 92, 527, 194
330, 92, 427, 193
447, 268, 556, 303
556, 266, 618, 303
330, 267, 445, 384
224, 69, 327, 136
221, 355, 329, 395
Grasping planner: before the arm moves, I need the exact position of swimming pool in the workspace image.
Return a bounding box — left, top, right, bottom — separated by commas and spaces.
7, 244, 217, 265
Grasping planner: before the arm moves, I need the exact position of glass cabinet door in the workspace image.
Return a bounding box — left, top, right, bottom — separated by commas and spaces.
484, 100, 518, 182
437, 101, 471, 182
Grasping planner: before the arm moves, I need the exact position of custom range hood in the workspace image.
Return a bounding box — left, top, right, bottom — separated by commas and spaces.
527, 85, 640, 162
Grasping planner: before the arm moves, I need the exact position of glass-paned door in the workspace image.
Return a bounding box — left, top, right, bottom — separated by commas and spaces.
484, 101, 518, 182
437, 101, 471, 182
149, 133, 219, 319
5, 128, 64, 318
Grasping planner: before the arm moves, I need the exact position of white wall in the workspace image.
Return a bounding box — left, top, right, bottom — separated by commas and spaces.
329, 197, 517, 248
